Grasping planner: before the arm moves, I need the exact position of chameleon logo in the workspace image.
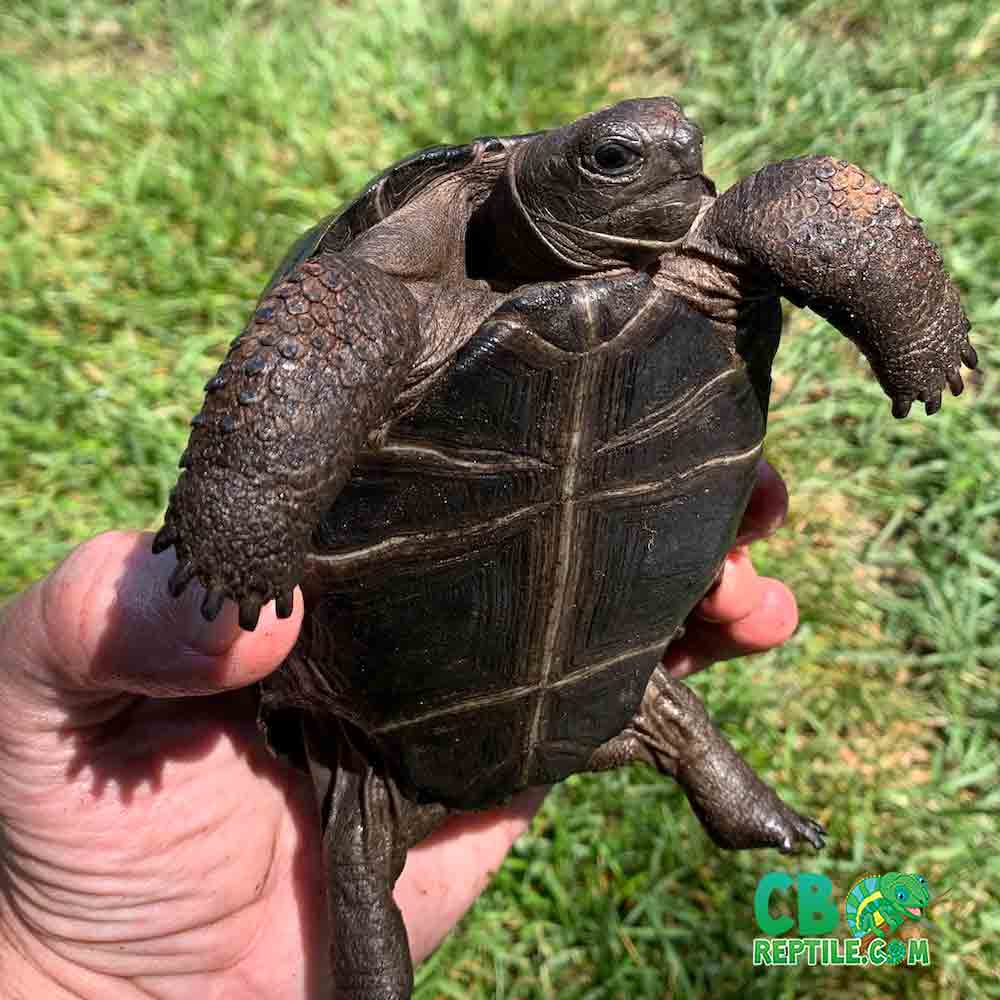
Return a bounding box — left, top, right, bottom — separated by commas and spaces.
751, 870, 934, 967
844, 872, 931, 965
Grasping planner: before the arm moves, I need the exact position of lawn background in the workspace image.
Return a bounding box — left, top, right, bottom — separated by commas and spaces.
1, 1, 997, 997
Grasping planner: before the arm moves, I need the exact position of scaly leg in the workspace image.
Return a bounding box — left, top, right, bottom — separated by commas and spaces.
590, 664, 824, 852
303, 717, 447, 1000
153, 251, 422, 630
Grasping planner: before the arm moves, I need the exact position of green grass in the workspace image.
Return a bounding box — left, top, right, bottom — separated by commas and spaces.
1, 1, 997, 997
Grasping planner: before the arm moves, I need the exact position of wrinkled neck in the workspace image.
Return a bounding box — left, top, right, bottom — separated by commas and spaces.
465, 153, 590, 286
655, 195, 779, 329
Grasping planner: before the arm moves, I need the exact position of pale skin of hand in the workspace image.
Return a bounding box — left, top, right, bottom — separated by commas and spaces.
0, 461, 797, 999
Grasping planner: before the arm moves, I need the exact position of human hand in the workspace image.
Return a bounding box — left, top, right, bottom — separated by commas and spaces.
0, 461, 795, 997
664, 458, 798, 679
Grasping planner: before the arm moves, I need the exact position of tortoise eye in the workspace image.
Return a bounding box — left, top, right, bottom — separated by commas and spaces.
593, 141, 641, 175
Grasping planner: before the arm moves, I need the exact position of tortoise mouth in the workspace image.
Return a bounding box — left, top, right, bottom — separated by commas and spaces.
523, 169, 715, 268
537, 212, 691, 254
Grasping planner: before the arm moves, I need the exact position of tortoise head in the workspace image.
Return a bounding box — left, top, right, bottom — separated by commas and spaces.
468, 97, 714, 281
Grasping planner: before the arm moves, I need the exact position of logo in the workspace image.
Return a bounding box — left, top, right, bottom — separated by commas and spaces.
752, 871, 932, 967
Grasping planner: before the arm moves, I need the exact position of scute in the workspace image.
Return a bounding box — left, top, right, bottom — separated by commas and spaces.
290, 292, 767, 807
259, 132, 537, 298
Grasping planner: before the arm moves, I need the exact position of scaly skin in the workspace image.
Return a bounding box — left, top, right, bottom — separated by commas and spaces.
153, 253, 420, 629
689, 156, 975, 416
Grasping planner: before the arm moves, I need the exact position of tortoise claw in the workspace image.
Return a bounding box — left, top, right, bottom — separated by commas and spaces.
152, 525, 178, 554
961, 343, 979, 369
923, 390, 942, 416
239, 598, 263, 631
802, 818, 827, 851
891, 396, 913, 419
201, 588, 226, 622
167, 559, 197, 597
275, 591, 295, 619
946, 369, 965, 396
777, 816, 826, 854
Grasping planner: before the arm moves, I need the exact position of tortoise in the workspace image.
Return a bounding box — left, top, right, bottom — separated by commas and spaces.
153, 97, 976, 999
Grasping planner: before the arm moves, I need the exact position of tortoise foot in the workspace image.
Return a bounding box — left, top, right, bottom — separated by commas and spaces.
686, 764, 826, 854
152, 510, 298, 632
767, 805, 826, 854
891, 340, 977, 418
152, 252, 423, 631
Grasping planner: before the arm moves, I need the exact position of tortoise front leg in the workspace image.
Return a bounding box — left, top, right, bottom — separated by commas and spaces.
153, 252, 420, 629
302, 717, 448, 1000
590, 664, 825, 852
688, 156, 977, 416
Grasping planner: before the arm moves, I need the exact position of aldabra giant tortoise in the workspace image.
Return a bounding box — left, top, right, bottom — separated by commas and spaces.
154, 98, 976, 999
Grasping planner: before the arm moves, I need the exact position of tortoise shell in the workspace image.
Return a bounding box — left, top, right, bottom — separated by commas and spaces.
267, 269, 780, 809
260, 132, 538, 299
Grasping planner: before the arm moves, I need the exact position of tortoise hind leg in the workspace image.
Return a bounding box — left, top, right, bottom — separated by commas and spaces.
589, 664, 824, 852
303, 717, 447, 1000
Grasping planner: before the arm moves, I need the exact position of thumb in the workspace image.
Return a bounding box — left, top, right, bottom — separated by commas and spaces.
0, 530, 303, 702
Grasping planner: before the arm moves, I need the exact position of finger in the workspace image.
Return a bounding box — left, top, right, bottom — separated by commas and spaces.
395, 787, 548, 962
1, 530, 303, 701
664, 577, 798, 679
696, 546, 759, 624
736, 459, 789, 545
